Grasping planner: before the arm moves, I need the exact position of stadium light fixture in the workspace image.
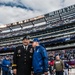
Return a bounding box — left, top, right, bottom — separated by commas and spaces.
36, 15, 44, 19
0, 25, 7, 28
18, 21, 23, 24
30, 15, 44, 21
24, 19, 29, 23
13, 22, 17, 25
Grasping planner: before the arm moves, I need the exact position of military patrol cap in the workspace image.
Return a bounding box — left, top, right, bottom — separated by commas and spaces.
22, 36, 30, 40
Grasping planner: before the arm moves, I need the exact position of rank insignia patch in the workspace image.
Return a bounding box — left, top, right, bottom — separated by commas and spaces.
30, 48, 33, 53
18, 50, 21, 53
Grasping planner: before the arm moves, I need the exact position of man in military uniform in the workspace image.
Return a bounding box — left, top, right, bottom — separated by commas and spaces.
12, 36, 34, 75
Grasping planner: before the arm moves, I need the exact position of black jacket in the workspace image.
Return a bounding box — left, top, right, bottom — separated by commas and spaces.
12, 45, 34, 75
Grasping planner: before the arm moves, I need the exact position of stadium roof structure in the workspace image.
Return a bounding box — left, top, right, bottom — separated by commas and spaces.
0, 15, 46, 33
0, 4, 75, 34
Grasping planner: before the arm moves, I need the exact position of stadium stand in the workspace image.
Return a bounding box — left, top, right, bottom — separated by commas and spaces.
0, 4, 75, 60
0, 4, 75, 52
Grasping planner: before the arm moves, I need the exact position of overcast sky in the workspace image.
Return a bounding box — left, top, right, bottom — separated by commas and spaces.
0, 0, 75, 25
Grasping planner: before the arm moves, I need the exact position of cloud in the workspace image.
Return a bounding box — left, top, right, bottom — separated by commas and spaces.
0, 6, 43, 24
0, 0, 75, 25
0, 1, 32, 10
64, 0, 75, 7
0, 0, 16, 3
20, 0, 75, 13
20, 0, 62, 13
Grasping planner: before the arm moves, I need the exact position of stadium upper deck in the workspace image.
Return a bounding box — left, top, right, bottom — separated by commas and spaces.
0, 4, 75, 52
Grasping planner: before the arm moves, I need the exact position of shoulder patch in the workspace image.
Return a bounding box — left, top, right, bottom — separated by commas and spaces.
30, 48, 33, 53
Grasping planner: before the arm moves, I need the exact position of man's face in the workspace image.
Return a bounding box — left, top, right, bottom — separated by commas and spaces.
6, 57, 9, 60
32, 42, 37, 48
56, 55, 60, 60
22, 39, 30, 46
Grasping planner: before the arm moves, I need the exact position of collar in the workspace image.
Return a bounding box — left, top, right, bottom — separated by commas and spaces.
23, 45, 28, 50
35, 45, 40, 50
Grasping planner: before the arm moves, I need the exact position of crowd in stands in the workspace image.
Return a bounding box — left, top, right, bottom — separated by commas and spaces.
0, 49, 75, 67
0, 49, 75, 75
48, 49, 75, 67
